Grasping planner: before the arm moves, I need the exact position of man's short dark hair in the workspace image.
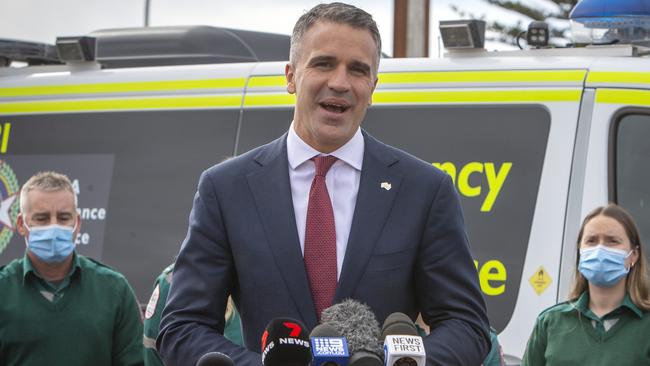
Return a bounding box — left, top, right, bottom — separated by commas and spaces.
290, 2, 382, 65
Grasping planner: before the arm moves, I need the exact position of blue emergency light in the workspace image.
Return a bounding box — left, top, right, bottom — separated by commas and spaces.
569, 0, 650, 44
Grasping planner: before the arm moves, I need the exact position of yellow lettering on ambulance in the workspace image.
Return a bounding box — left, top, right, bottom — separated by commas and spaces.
0, 123, 11, 153
458, 162, 483, 197
432, 161, 512, 212
474, 259, 507, 296
482, 162, 512, 212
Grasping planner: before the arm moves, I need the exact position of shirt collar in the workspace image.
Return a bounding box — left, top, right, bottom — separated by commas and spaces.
22, 251, 81, 285
287, 122, 364, 171
574, 291, 643, 319
621, 293, 644, 318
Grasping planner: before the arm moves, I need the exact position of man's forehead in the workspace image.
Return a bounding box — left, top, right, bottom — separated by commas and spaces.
302, 22, 379, 68
306, 21, 378, 49
25, 189, 76, 209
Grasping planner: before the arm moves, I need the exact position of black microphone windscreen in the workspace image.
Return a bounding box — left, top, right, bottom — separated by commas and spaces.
349, 351, 383, 366
196, 352, 235, 366
310, 323, 342, 338
382, 313, 426, 366
261, 317, 312, 366
380, 312, 418, 341
320, 299, 383, 359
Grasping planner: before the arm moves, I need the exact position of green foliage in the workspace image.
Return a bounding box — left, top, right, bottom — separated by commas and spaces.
450, 0, 578, 47
486, 0, 546, 21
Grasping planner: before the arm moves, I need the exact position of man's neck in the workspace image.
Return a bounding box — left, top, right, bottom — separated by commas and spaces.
27, 252, 74, 282
588, 280, 627, 318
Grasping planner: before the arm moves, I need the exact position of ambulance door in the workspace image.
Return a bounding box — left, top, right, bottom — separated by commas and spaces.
576, 60, 650, 272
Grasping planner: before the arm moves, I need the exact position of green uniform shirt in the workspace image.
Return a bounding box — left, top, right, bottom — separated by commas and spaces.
0, 253, 144, 366
143, 263, 243, 366
482, 327, 505, 366
522, 291, 650, 366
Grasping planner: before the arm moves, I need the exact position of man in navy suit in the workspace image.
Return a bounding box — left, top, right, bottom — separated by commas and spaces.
157, 3, 490, 365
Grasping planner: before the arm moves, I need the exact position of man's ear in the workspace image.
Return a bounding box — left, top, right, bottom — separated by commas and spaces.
285, 63, 296, 94
368, 76, 378, 106
16, 213, 27, 237
74, 215, 81, 239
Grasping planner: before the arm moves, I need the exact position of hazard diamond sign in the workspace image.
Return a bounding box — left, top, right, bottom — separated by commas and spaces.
529, 266, 552, 295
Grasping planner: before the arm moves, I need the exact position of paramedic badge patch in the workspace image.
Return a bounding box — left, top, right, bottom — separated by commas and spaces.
0, 160, 19, 255
145, 284, 161, 319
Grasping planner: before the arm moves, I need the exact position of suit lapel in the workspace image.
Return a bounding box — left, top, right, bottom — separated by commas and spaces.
335, 132, 403, 302
246, 135, 318, 327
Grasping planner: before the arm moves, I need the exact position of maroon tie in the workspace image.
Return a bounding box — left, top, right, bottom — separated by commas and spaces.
304, 155, 338, 319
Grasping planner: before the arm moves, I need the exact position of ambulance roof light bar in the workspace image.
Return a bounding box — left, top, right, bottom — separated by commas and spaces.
569, 0, 650, 45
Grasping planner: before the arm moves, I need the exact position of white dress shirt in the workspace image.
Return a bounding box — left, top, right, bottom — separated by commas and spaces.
287, 123, 364, 279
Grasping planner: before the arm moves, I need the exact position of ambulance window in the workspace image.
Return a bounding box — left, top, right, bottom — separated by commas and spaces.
0, 110, 239, 302
614, 112, 650, 262
236, 108, 293, 155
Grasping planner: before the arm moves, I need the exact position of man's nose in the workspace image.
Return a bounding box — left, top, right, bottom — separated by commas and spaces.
328, 65, 351, 92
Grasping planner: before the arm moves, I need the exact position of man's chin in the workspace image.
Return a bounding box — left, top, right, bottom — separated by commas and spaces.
313, 130, 355, 152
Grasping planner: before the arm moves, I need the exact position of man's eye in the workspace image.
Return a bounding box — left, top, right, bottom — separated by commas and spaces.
351, 67, 369, 75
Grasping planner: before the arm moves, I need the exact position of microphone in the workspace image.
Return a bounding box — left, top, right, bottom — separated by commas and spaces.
196, 352, 235, 366
260, 317, 312, 366
320, 299, 383, 366
380, 313, 426, 366
310, 323, 350, 366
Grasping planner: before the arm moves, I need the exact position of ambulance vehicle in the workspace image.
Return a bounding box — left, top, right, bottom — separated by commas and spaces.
0, 2, 648, 362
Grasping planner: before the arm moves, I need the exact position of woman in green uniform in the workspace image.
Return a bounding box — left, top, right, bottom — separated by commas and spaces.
143, 263, 243, 366
522, 204, 650, 365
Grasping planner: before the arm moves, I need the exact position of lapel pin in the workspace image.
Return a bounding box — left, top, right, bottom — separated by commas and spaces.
380, 182, 392, 191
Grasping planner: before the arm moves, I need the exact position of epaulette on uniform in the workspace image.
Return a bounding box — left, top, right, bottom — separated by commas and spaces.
537, 300, 576, 319
84, 255, 118, 271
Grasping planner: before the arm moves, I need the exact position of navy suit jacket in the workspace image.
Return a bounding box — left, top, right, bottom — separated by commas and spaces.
157, 131, 490, 366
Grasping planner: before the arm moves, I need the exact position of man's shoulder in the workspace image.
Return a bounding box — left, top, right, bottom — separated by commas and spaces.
0, 258, 23, 282
161, 262, 174, 276
78, 255, 131, 286
203, 135, 286, 179
364, 131, 448, 181
155, 263, 174, 286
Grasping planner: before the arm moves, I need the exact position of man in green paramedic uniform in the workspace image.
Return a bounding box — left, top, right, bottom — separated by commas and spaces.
0, 171, 144, 366
144, 262, 243, 366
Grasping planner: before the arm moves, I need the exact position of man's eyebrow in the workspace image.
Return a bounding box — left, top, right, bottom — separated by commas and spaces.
308, 55, 336, 65
31, 212, 50, 220
350, 60, 371, 73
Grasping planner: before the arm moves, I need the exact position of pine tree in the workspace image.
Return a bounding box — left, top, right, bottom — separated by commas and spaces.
451, 0, 579, 47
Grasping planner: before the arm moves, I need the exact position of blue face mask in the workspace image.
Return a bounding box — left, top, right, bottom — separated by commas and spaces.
579, 245, 632, 288
25, 223, 77, 263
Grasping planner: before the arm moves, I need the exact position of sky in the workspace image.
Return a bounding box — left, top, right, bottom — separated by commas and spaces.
0, 0, 567, 57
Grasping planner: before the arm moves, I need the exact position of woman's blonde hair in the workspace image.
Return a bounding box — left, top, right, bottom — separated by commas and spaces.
225, 296, 235, 320
569, 204, 650, 310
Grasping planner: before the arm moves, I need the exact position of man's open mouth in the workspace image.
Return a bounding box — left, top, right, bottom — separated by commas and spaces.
320, 102, 350, 113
